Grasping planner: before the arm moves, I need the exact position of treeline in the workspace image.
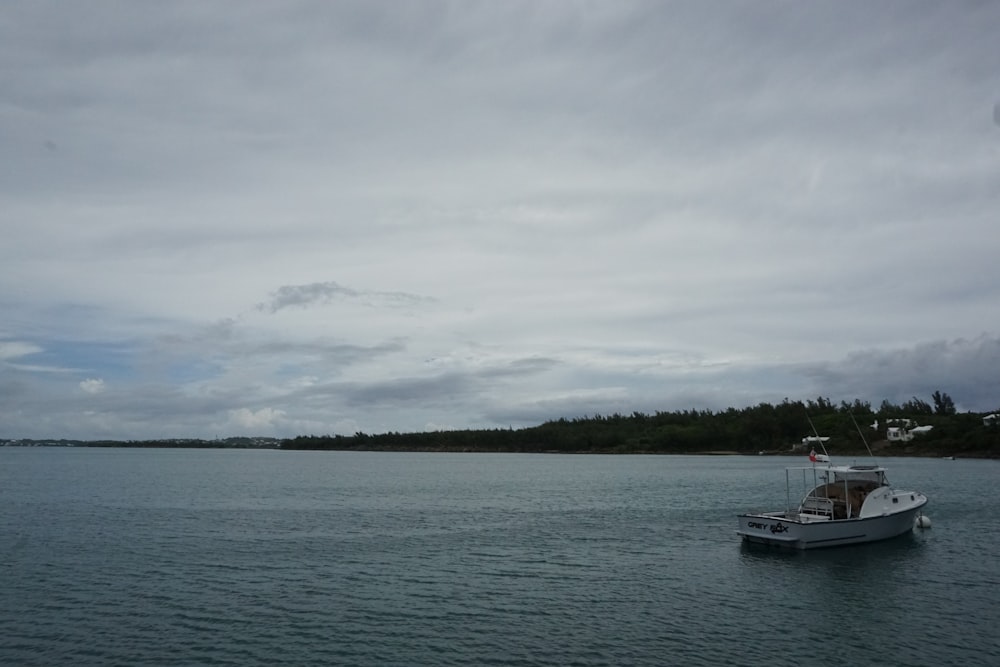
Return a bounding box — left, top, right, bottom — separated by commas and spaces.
87, 437, 281, 449
2, 437, 282, 449
283, 394, 1000, 457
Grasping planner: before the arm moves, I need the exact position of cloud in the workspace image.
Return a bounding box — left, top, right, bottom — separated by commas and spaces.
798, 334, 1000, 412
0, 339, 92, 374
227, 407, 286, 431
0, 341, 42, 361
79, 378, 106, 394
258, 281, 435, 313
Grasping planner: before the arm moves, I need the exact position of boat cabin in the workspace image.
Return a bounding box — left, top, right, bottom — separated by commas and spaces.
792, 465, 889, 521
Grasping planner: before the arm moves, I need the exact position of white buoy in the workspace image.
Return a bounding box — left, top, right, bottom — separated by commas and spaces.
916, 515, 932, 529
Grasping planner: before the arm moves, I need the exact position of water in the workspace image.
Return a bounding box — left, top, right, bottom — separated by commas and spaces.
1, 448, 997, 666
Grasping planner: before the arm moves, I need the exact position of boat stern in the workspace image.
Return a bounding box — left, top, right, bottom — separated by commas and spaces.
737, 513, 804, 547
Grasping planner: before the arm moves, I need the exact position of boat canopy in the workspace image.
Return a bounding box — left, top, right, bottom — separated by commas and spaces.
795, 464, 887, 482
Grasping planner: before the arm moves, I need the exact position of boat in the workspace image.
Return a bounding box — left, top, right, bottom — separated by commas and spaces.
737, 453, 928, 549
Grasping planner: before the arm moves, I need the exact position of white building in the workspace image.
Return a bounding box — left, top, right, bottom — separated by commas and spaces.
886, 426, 912, 442
887, 423, 933, 442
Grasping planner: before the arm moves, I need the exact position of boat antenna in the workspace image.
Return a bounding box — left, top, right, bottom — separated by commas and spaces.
849, 412, 876, 461
805, 414, 830, 459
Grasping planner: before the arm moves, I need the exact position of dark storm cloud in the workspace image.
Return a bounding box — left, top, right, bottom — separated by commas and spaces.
798, 335, 1000, 412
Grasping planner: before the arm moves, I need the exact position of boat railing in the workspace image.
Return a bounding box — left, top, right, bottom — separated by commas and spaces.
800, 496, 834, 516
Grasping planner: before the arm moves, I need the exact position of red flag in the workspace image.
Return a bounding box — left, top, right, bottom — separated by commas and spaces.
809, 449, 817, 462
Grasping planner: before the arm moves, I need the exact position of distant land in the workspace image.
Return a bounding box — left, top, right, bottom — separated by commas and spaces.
1, 437, 282, 449
4, 395, 999, 459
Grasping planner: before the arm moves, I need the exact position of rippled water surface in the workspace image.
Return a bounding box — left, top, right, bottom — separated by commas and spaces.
2, 448, 998, 666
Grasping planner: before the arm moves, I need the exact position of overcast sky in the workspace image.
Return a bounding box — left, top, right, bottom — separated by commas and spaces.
2, 1, 999, 440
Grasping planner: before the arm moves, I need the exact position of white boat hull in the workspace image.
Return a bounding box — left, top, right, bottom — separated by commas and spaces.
737, 500, 926, 550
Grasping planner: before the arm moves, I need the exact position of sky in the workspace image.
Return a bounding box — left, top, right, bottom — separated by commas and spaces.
2, 1, 999, 440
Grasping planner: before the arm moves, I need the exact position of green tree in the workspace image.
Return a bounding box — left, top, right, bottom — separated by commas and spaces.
902, 397, 933, 415
932, 390, 956, 415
